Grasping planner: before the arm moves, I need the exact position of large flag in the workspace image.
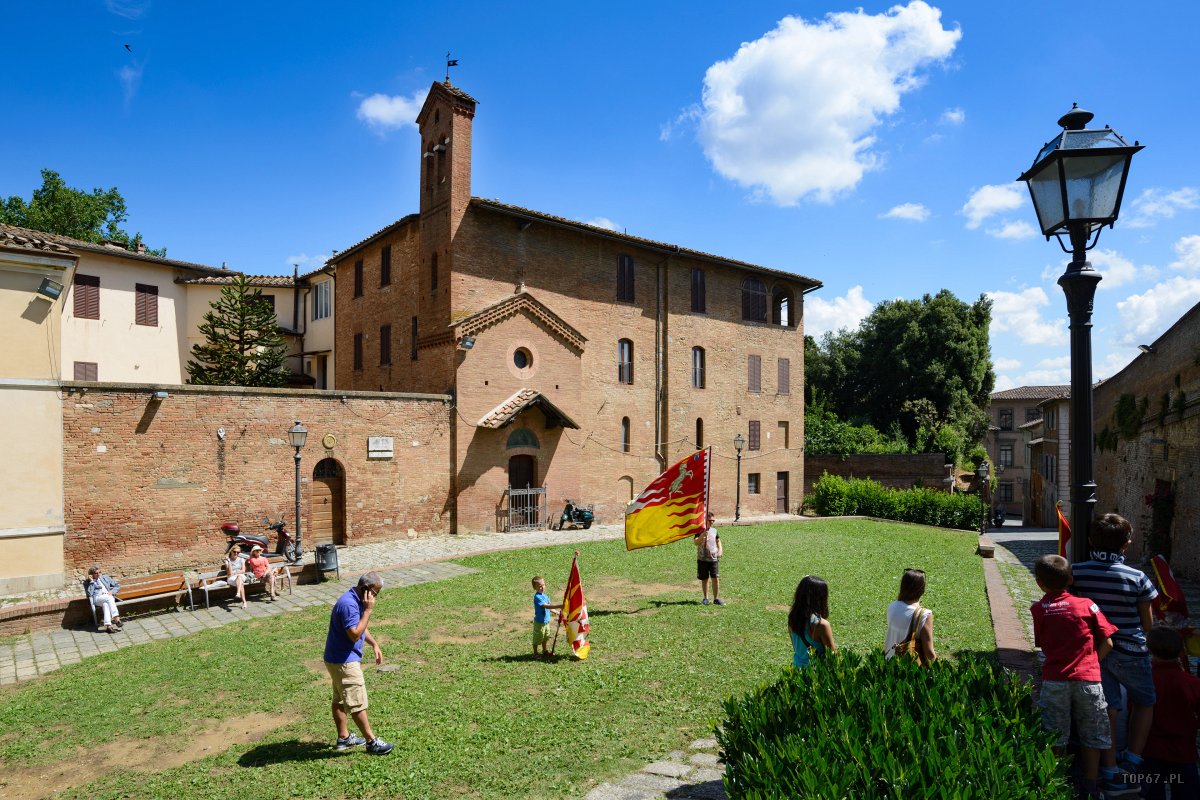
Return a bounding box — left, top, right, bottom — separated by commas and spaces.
1056, 501, 1071, 559
560, 554, 591, 659
1149, 554, 1189, 622
624, 448, 710, 551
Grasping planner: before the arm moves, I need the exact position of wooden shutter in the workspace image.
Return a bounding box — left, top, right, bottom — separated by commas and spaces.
778, 358, 790, 395
354, 260, 364, 297
353, 333, 363, 370
748, 355, 761, 393
73, 274, 99, 319
411, 316, 418, 360
748, 420, 761, 451
381, 245, 392, 287
73, 361, 98, 381
380, 324, 391, 365
691, 268, 706, 312
135, 283, 158, 326
617, 255, 634, 301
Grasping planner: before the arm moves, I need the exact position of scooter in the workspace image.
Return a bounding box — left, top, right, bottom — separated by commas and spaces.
554, 500, 594, 530
221, 517, 299, 562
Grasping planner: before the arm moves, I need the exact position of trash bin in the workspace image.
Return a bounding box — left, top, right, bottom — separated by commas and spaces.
315, 543, 340, 581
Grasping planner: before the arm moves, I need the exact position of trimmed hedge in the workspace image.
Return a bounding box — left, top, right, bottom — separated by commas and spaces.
717, 651, 1070, 800
810, 472, 985, 531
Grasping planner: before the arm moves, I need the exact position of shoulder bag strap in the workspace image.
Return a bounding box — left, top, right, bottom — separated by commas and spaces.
903, 605, 923, 643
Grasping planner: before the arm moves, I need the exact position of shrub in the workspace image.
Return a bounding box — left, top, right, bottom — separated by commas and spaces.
810, 473, 985, 531
717, 651, 1070, 800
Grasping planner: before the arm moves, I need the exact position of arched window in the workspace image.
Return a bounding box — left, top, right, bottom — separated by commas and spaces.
691, 346, 705, 389
621, 417, 631, 453
772, 285, 794, 327
695, 418, 704, 449
617, 339, 633, 385
742, 277, 767, 322
506, 428, 540, 449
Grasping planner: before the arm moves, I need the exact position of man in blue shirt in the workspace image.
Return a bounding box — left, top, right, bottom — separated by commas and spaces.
324, 572, 394, 755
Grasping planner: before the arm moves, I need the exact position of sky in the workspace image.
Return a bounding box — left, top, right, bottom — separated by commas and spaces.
4, 1, 1200, 391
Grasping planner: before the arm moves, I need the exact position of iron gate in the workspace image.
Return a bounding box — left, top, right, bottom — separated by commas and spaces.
507, 486, 547, 532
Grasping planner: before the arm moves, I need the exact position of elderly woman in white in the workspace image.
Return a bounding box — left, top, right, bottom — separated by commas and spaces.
85, 565, 123, 633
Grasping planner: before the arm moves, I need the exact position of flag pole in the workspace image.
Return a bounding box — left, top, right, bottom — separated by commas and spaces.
550, 551, 579, 655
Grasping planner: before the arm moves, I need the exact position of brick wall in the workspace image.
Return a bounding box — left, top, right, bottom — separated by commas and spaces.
1093, 304, 1200, 578
804, 454, 950, 496
61, 383, 451, 581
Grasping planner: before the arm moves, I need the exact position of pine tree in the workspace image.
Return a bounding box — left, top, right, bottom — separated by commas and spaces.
186, 274, 290, 387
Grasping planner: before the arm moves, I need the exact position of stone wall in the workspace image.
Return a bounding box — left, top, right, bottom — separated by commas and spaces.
1093, 303, 1200, 578
61, 383, 452, 580
804, 454, 950, 497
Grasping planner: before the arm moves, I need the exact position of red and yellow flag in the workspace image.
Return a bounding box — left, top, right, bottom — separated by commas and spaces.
560, 555, 591, 659
624, 448, 711, 551
1056, 501, 1071, 559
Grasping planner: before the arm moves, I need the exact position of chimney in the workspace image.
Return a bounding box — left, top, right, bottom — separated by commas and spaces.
136, 241, 147, 254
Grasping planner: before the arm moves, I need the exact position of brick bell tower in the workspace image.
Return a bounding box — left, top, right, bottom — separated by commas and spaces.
415, 81, 476, 329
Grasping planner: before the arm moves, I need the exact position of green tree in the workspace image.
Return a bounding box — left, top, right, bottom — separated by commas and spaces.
1, 168, 165, 256
187, 275, 290, 387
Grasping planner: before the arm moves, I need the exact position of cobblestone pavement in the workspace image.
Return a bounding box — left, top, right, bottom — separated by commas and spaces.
585, 737, 726, 800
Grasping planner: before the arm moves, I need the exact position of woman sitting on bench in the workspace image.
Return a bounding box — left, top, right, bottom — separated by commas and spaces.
246, 544, 279, 602
224, 545, 248, 609
85, 565, 123, 632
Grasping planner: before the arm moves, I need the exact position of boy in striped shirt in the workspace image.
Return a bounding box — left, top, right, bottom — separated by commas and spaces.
1071, 513, 1158, 795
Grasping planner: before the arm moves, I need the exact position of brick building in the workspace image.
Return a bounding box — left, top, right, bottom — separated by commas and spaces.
986, 385, 1068, 521
331, 81, 822, 531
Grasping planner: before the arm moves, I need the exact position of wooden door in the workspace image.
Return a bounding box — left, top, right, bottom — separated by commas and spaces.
311, 458, 345, 545
776, 471, 789, 514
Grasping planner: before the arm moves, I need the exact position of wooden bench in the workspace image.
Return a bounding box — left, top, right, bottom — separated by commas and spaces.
194, 555, 298, 608
85, 571, 194, 626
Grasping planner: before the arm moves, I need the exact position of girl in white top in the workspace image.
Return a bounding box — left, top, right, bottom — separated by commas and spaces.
224, 545, 247, 609
883, 568, 936, 664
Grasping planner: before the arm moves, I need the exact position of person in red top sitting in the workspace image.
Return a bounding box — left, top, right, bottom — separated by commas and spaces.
246, 544, 279, 602
1141, 625, 1200, 800
1031, 554, 1119, 799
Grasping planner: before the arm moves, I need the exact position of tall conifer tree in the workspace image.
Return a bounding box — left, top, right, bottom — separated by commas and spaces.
187, 275, 289, 387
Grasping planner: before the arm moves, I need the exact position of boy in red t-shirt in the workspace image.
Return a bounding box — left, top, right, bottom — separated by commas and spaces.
1141, 625, 1200, 800
1032, 554, 1119, 798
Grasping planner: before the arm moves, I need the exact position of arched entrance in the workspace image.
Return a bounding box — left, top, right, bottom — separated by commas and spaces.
311, 458, 345, 545
507, 454, 544, 531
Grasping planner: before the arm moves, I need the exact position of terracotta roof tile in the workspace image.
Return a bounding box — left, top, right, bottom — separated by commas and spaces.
477, 389, 580, 430
989, 385, 1071, 402
0, 222, 228, 274
0, 228, 75, 255
177, 274, 296, 287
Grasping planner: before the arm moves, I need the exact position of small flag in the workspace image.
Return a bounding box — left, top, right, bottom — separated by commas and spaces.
447, 59, 459, 67
560, 555, 590, 659
624, 448, 710, 551
1056, 501, 1071, 559
1149, 554, 1189, 621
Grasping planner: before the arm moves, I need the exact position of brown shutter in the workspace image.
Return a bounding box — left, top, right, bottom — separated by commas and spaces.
380, 324, 391, 365
748, 355, 761, 393
748, 420, 761, 451
411, 316, 418, 360
778, 358, 790, 395
74, 274, 100, 319
381, 245, 392, 287
135, 284, 159, 326
73, 361, 98, 381
691, 268, 706, 312
353, 333, 363, 370
617, 255, 634, 301
354, 260, 364, 297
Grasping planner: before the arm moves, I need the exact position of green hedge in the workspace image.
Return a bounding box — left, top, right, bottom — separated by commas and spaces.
717, 651, 1069, 800
810, 472, 985, 531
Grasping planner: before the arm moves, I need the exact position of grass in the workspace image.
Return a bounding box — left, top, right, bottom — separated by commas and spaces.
0, 519, 994, 799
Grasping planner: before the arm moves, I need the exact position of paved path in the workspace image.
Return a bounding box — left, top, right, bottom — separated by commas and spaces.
585, 738, 726, 800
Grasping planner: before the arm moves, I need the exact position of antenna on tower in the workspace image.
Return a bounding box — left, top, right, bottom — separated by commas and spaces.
445, 52, 459, 83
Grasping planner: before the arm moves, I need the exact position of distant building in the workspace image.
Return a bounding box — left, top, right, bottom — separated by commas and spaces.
1021, 392, 1071, 527
987, 385, 1069, 521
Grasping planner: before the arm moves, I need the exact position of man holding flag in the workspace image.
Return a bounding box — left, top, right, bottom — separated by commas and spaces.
695, 511, 725, 605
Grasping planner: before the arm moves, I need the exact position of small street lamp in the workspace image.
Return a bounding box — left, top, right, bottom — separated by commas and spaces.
1018, 104, 1141, 563
288, 420, 308, 564
976, 460, 990, 537
733, 433, 746, 522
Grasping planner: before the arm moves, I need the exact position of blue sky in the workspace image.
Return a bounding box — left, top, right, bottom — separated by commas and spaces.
5, 1, 1200, 390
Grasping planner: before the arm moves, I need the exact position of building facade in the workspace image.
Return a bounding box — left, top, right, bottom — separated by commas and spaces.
986, 385, 1069, 521
332, 81, 821, 531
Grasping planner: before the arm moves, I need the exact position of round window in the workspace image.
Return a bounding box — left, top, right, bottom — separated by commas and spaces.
513, 348, 532, 369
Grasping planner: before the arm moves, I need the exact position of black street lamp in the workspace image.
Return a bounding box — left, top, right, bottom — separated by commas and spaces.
1019, 104, 1141, 563
288, 420, 308, 564
733, 433, 746, 522
976, 460, 990, 538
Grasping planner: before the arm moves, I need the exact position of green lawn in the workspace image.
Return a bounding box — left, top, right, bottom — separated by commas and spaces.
0, 519, 994, 799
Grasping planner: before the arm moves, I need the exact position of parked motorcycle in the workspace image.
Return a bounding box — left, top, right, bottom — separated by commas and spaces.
554, 500, 594, 530
221, 517, 299, 562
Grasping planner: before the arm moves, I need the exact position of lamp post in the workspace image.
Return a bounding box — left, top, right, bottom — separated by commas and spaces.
733, 433, 746, 522
288, 421, 308, 563
976, 460, 990, 538
1019, 104, 1141, 563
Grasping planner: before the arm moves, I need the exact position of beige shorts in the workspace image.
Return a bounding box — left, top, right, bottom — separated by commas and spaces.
325, 660, 369, 714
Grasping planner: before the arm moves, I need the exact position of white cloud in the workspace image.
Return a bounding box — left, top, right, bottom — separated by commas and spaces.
804, 285, 874, 339
285, 253, 333, 271
118, 63, 143, 107
696, 1, 960, 205
1089, 249, 1155, 290
986, 220, 1037, 240
659, 105, 701, 142
1018, 358, 1071, 385
1170, 235, 1200, 273
993, 357, 1021, 371
1125, 187, 1199, 228
987, 287, 1067, 346
356, 89, 427, 132
582, 217, 619, 231
881, 203, 930, 222
1095, 350, 1136, 382
106, 0, 150, 19
1115, 275, 1200, 344
940, 107, 965, 125
993, 374, 1015, 391
962, 184, 1025, 229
